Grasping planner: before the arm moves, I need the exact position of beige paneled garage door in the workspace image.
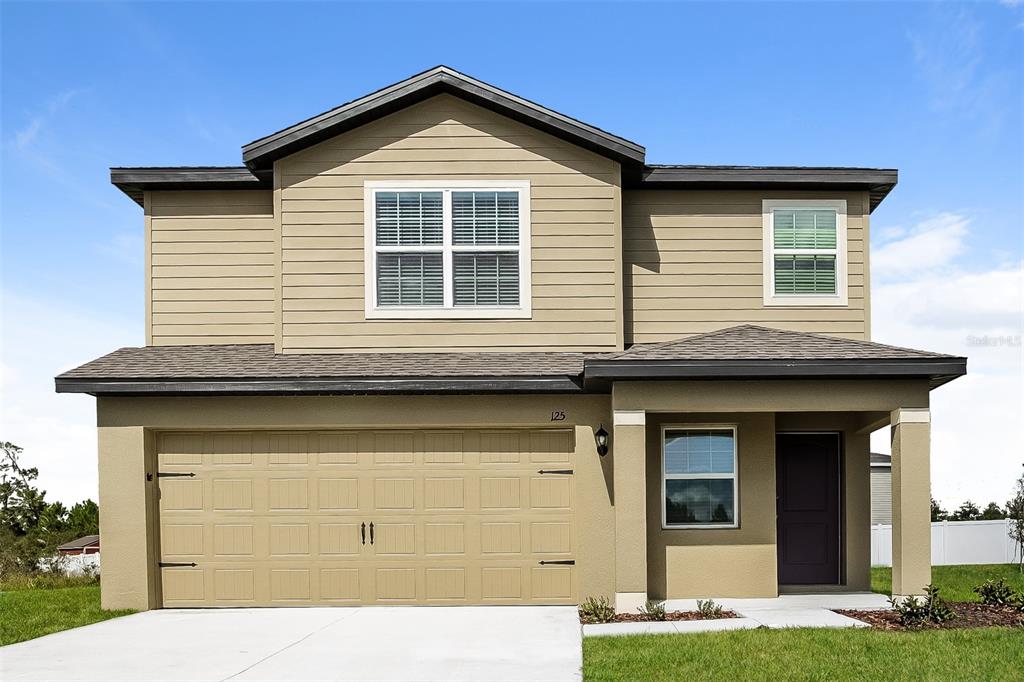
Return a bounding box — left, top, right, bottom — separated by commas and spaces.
157, 429, 576, 607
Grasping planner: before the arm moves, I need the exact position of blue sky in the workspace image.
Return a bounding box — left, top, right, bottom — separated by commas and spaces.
2, 1, 1022, 508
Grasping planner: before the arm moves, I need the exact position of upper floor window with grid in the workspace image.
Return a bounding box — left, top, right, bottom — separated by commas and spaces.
365, 183, 531, 318
762, 199, 848, 307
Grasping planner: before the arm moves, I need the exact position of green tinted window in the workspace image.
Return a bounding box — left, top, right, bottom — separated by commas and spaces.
774, 255, 837, 295
774, 209, 837, 249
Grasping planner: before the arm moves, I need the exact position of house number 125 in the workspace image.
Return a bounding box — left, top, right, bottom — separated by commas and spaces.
550, 411, 566, 421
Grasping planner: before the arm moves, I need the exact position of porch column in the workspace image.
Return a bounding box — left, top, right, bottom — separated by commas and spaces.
890, 408, 931, 596
613, 410, 647, 613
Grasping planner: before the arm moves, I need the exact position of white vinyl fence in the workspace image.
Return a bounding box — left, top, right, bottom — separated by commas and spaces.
871, 519, 1021, 567
40, 553, 100, 576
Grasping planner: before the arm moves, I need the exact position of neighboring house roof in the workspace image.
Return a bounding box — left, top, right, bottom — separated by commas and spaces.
57, 535, 100, 551
109, 66, 897, 210
871, 452, 892, 467
56, 325, 966, 395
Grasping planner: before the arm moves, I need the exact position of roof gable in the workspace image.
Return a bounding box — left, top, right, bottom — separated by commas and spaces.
241, 66, 645, 171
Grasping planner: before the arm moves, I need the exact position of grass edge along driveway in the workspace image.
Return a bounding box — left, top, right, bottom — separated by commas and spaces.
583, 627, 1024, 682
0, 585, 135, 646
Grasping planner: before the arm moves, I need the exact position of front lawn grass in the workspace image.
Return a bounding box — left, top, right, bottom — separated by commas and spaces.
584, 627, 1024, 681
0, 584, 134, 646
871, 563, 1024, 601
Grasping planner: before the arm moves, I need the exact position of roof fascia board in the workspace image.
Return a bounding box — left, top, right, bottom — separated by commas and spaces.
110, 167, 271, 206
55, 376, 585, 395
634, 167, 898, 212
583, 358, 966, 380
241, 67, 645, 169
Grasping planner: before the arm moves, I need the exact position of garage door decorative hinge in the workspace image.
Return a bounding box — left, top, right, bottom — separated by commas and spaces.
155, 472, 196, 478
537, 469, 573, 475
538, 560, 575, 565
158, 562, 197, 568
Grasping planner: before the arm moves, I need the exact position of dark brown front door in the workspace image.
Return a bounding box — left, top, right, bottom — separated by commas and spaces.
776, 433, 840, 585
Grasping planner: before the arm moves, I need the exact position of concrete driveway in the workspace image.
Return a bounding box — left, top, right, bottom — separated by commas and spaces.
1, 606, 582, 681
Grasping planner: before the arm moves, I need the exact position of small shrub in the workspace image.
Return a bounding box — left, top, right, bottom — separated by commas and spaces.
888, 584, 954, 626
974, 579, 1017, 606
637, 599, 666, 621
697, 599, 723, 619
579, 595, 616, 624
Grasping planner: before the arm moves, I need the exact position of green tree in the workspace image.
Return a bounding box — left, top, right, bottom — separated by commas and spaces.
930, 497, 949, 522
1007, 465, 1024, 573
950, 500, 982, 521
0, 442, 49, 574
0, 442, 101, 577
979, 502, 1006, 521
66, 499, 99, 538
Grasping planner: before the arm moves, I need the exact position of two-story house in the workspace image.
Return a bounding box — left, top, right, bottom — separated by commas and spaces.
58, 67, 965, 613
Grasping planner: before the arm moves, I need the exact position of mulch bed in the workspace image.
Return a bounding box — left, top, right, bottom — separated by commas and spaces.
581, 610, 738, 624
836, 603, 1024, 631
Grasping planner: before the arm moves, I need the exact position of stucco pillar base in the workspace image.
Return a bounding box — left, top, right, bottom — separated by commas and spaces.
612, 409, 648, 607
615, 592, 648, 614
891, 407, 931, 596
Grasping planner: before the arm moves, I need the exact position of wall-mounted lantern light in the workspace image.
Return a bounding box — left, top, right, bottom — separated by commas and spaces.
595, 424, 609, 457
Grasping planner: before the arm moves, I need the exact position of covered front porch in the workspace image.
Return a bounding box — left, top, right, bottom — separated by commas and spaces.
606, 379, 942, 612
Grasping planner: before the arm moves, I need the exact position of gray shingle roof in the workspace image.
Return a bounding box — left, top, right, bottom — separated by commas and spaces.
57, 344, 585, 380
606, 325, 956, 361
55, 325, 965, 394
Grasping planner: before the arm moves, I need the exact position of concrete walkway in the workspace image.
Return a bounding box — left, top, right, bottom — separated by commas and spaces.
666, 593, 888, 630
586, 593, 890, 637
1, 606, 582, 682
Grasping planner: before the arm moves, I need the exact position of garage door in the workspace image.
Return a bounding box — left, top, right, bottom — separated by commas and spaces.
157, 429, 576, 606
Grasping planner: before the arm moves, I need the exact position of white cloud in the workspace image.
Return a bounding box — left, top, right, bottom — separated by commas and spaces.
872, 213, 969, 278
869, 213, 1023, 510
0, 290, 140, 504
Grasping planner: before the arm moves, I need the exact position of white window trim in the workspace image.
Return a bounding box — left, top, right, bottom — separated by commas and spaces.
364, 180, 532, 319
661, 424, 739, 530
762, 199, 848, 307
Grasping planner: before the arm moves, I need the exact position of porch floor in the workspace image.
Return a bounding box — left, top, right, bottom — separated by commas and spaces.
662, 593, 889, 630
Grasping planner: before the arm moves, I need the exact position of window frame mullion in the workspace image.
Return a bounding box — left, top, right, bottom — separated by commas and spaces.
441, 189, 454, 309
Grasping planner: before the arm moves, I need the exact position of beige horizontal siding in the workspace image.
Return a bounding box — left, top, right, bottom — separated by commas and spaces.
279, 94, 621, 353
623, 190, 869, 343
148, 190, 275, 345
871, 468, 892, 524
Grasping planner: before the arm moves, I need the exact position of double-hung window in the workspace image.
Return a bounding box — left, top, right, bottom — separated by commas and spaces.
662, 426, 738, 529
365, 181, 531, 318
762, 199, 848, 306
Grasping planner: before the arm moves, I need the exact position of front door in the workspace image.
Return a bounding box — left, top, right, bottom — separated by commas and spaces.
776, 433, 840, 585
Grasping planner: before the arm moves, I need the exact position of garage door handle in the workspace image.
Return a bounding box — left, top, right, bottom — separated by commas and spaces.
369, 522, 374, 545
360, 522, 366, 545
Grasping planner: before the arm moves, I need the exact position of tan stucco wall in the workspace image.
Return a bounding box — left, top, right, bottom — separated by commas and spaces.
96, 394, 615, 611
97, 426, 160, 610
96, 381, 927, 610
645, 413, 778, 599
891, 409, 932, 595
